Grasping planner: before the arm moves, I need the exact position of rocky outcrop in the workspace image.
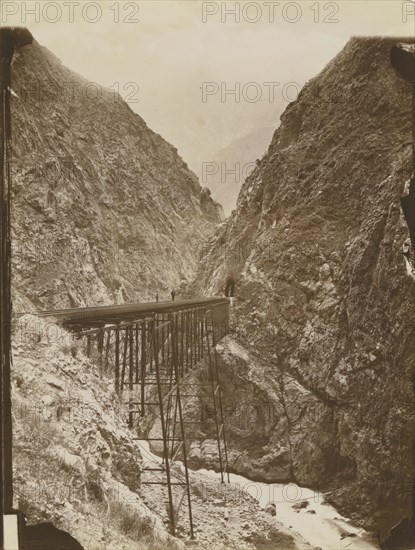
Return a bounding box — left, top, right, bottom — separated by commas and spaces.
200, 187, 225, 222
204, 127, 275, 217
12, 315, 180, 549
192, 37, 415, 540
9, 32, 310, 550
10, 34, 222, 312
13, 314, 308, 550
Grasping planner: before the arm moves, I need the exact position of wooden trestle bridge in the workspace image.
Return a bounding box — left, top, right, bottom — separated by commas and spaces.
41, 297, 231, 539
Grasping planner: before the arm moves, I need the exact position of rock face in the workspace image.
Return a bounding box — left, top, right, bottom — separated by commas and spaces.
8, 33, 306, 550
13, 315, 306, 550
10, 36, 222, 312
13, 315, 179, 550
203, 126, 276, 217
192, 37, 415, 539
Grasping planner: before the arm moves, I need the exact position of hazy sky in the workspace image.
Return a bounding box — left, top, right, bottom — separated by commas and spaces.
3, 0, 413, 175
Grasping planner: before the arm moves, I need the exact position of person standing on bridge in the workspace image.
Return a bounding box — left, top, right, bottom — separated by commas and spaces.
155, 291, 159, 303
171, 289, 176, 302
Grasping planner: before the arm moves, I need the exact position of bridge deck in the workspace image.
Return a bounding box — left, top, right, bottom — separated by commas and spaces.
39, 297, 230, 325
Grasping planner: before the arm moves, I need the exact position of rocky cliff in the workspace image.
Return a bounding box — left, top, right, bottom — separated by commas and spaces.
8, 32, 305, 550
13, 315, 304, 550
204, 126, 276, 217
10, 34, 222, 312
192, 36, 415, 541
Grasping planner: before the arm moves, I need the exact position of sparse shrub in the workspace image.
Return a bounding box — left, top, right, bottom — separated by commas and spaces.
109, 501, 155, 541
86, 479, 105, 502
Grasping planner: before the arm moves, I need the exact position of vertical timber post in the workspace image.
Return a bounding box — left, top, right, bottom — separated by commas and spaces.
153, 320, 176, 536
129, 325, 134, 427
97, 329, 104, 377
180, 312, 184, 377
201, 309, 204, 358
120, 326, 128, 393
140, 322, 146, 415
115, 324, 120, 395
204, 315, 224, 483
211, 313, 230, 483
170, 313, 195, 539
135, 323, 139, 384
104, 330, 111, 375
185, 312, 189, 373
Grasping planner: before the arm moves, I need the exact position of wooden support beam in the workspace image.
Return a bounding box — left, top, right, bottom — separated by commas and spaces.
135, 323, 139, 384
115, 325, 120, 395
69, 300, 230, 540
97, 329, 104, 376
180, 312, 184, 377
104, 330, 111, 375
153, 320, 176, 536
120, 326, 129, 394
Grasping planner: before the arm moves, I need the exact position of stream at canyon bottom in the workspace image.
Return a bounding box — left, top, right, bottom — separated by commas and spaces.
138, 441, 380, 550
196, 468, 380, 550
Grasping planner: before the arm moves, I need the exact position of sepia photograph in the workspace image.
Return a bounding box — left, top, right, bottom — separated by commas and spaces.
0, 1, 414, 549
